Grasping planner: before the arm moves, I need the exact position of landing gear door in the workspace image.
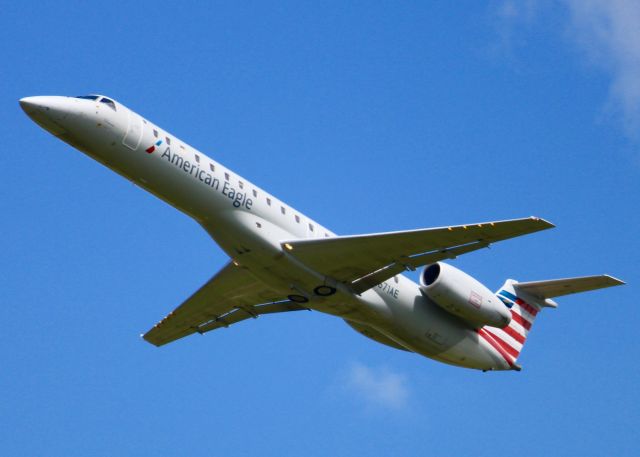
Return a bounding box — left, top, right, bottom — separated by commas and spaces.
123, 110, 143, 150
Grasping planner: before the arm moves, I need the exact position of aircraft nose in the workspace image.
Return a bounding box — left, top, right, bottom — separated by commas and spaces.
20, 96, 70, 119
19, 95, 78, 135
19, 96, 42, 115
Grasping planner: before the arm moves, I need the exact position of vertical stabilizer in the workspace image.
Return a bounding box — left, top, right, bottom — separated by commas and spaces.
479, 275, 623, 370
478, 280, 541, 369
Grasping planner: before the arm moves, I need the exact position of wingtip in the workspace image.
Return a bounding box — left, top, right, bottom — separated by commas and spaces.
604, 275, 626, 286
530, 216, 555, 229
140, 332, 161, 346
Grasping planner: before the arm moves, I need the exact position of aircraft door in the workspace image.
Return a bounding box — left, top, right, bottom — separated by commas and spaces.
123, 109, 143, 150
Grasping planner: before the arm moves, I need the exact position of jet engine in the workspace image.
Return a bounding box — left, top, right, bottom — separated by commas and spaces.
419, 262, 511, 328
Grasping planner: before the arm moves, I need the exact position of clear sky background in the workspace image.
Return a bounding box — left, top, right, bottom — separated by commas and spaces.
2, 1, 638, 455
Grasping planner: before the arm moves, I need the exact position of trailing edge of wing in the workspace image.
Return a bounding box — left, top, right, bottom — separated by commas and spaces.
282, 217, 554, 293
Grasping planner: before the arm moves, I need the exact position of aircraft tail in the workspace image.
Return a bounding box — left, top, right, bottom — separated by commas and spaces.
479, 275, 624, 370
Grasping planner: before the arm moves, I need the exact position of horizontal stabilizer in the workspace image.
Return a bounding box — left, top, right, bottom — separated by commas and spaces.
514, 275, 625, 299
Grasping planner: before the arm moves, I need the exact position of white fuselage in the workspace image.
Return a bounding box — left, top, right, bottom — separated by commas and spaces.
21, 95, 511, 371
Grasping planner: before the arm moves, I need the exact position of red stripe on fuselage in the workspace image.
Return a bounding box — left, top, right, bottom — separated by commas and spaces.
484, 329, 520, 358
502, 324, 526, 344
478, 329, 514, 367
516, 298, 538, 316
511, 310, 532, 330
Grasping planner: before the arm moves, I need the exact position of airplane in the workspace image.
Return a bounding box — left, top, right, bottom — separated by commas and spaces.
19, 94, 624, 372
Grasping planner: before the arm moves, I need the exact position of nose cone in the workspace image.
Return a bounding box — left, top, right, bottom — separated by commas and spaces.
19, 96, 42, 115
20, 96, 78, 135
20, 96, 72, 118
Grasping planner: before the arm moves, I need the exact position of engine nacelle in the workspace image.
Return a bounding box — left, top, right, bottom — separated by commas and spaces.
419, 262, 511, 328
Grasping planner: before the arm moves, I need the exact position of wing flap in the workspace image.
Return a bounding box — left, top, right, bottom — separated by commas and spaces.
195, 301, 307, 334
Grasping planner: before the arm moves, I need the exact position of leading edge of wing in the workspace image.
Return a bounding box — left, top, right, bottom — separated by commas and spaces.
287, 216, 554, 249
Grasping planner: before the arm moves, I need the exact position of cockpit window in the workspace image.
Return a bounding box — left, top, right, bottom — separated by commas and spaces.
100, 98, 116, 111
75, 95, 99, 100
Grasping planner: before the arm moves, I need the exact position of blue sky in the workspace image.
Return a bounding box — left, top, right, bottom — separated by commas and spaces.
2, 1, 638, 455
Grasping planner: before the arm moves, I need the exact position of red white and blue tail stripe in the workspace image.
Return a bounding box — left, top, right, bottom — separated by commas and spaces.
477, 280, 541, 369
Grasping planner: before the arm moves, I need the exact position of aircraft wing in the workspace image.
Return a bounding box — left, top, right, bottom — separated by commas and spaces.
143, 262, 307, 347
283, 217, 554, 294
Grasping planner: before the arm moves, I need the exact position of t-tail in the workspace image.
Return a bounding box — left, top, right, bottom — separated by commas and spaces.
479, 275, 624, 371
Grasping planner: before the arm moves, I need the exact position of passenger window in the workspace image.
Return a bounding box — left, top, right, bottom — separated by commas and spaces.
239, 181, 244, 189
153, 129, 158, 138
267, 198, 271, 206
295, 215, 300, 223
281, 206, 286, 215
209, 163, 215, 172
309, 223, 314, 232
195, 154, 200, 163
165, 137, 171, 145
224, 172, 229, 181
252, 189, 257, 198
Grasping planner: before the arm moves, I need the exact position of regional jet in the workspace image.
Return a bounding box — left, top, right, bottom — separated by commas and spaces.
20, 94, 624, 371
